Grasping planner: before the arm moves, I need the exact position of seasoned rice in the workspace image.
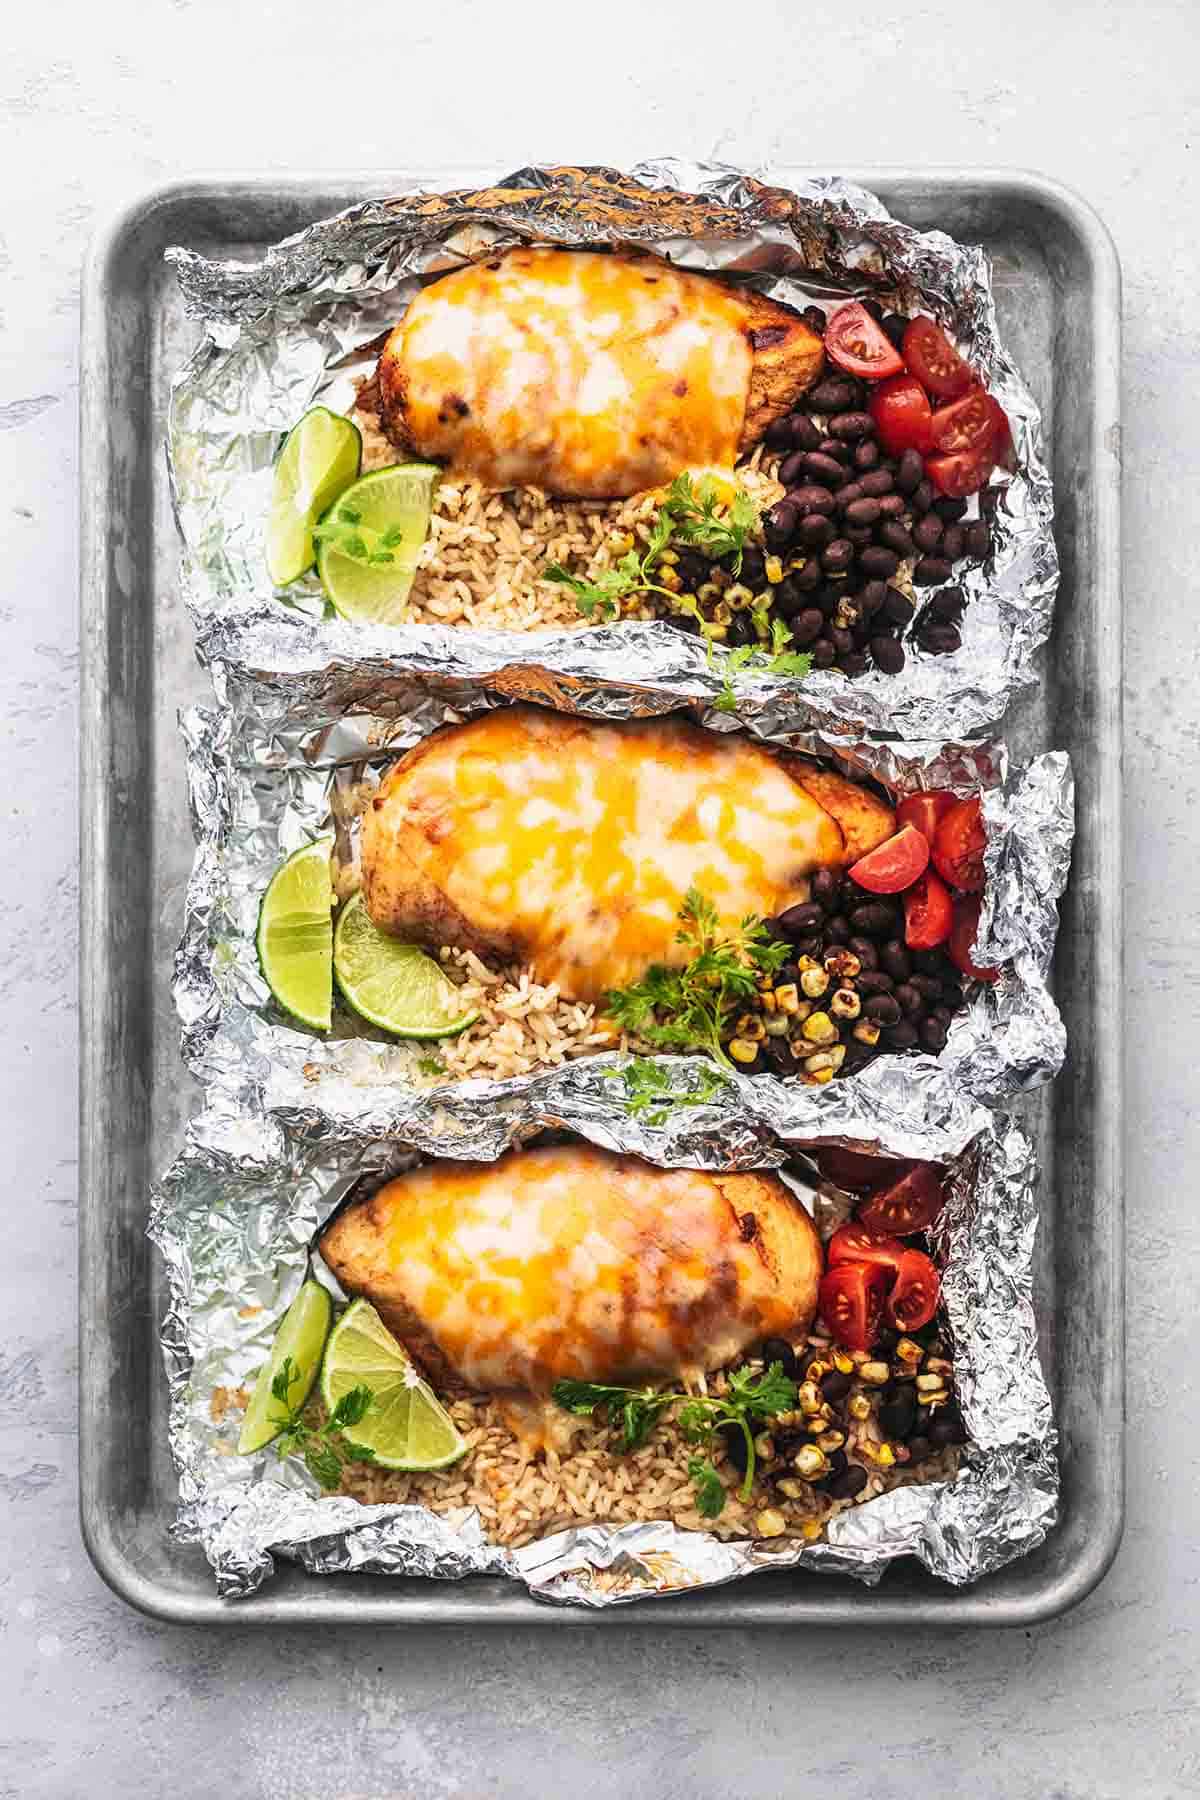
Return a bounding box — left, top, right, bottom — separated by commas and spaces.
354, 395, 784, 634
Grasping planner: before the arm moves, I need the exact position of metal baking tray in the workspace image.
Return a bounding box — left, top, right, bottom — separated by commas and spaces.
79, 168, 1122, 1626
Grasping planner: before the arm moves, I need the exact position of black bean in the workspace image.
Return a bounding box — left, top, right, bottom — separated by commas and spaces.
879, 1385, 917, 1440
808, 378, 857, 413
914, 555, 953, 586
778, 450, 810, 488
911, 478, 935, 513
886, 1020, 920, 1049
930, 1003, 954, 1026
861, 298, 885, 323
895, 448, 924, 495
720, 1421, 750, 1474
853, 439, 881, 472
844, 526, 873, 549
811, 639, 837, 669
760, 1336, 800, 1381
777, 901, 825, 938
846, 935, 879, 970
878, 522, 916, 560
820, 1368, 849, 1411
829, 626, 855, 655
929, 1412, 967, 1449
939, 974, 964, 1007
791, 606, 825, 646
876, 1325, 901, 1355
881, 312, 909, 350
895, 982, 924, 1016
859, 579, 887, 617
941, 524, 966, 564
811, 584, 839, 618
762, 1036, 795, 1076
857, 470, 892, 501
829, 410, 874, 441
801, 305, 828, 338
825, 914, 850, 944
817, 438, 853, 466
802, 452, 847, 486
822, 539, 855, 575
826, 1464, 869, 1501
834, 480, 864, 510
794, 932, 824, 957
763, 500, 799, 547
789, 482, 836, 517
880, 587, 913, 628
797, 513, 835, 550
880, 941, 912, 982
964, 520, 991, 559
876, 493, 907, 520
920, 623, 962, 655
929, 585, 966, 622
913, 512, 944, 553
844, 497, 882, 528
907, 1434, 932, 1461
868, 634, 904, 675
739, 547, 766, 590
858, 971, 896, 1000
765, 416, 797, 452
933, 496, 968, 523
849, 902, 898, 938
726, 610, 756, 646
805, 865, 836, 908
789, 414, 824, 453
920, 1017, 948, 1053
858, 545, 900, 580
839, 651, 870, 677
793, 558, 823, 592
906, 975, 941, 1003
768, 577, 803, 619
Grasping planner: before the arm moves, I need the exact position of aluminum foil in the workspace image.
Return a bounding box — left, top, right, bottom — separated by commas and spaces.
150, 1072, 1055, 1603
165, 161, 1058, 740
175, 664, 1071, 1124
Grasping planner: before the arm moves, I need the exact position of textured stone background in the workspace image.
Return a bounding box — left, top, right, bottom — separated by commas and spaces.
3, 1, 1196, 1794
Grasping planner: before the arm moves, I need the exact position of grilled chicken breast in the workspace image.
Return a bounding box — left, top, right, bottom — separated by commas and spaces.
319, 1145, 822, 1398
360, 706, 895, 1006
376, 247, 824, 498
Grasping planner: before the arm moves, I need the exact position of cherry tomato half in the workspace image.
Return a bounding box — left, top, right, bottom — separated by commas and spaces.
828, 1221, 907, 1284
884, 1249, 940, 1332
903, 870, 953, 950
901, 316, 975, 400
824, 302, 905, 381
847, 825, 930, 895
929, 390, 1007, 454
896, 791, 958, 848
932, 796, 987, 893
926, 443, 996, 498
818, 1261, 889, 1353
947, 892, 1000, 983
811, 1147, 914, 1195
857, 1162, 946, 1235
869, 374, 932, 455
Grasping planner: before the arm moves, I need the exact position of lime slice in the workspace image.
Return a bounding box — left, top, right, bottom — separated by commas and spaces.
256, 837, 334, 1031
321, 1298, 466, 1471
316, 463, 439, 624
333, 892, 478, 1038
237, 1278, 333, 1455
266, 408, 362, 586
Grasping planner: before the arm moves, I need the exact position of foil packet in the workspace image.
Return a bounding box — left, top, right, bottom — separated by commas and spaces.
150, 1072, 1055, 1604
165, 160, 1058, 741
175, 661, 1071, 1128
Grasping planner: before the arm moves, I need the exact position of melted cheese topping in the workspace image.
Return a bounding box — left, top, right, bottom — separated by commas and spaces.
387, 247, 755, 497
330, 1147, 812, 1394
362, 708, 845, 1004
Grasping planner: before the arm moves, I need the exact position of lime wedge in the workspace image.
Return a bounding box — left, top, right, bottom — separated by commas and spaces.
316, 463, 439, 624
333, 892, 478, 1038
321, 1298, 465, 1472
256, 837, 334, 1031
266, 408, 362, 586
238, 1279, 333, 1455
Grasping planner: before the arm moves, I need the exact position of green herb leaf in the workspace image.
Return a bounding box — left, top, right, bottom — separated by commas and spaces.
604, 1058, 731, 1125
271, 1355, 300, 1407
328, 1383, 374, 1432
417, 1055, 444, 1077
726, 1361, 798, 1421
688, 1456, 727, 1518
304, 1442, 344, 1491
550, 1379, 676, 1453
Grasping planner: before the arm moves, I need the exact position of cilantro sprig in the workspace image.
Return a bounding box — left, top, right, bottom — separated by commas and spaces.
312, 502, 408, 568
604, 1057, 731, 1125
711, 616, 813, 714
605, 888, 789, 1070
544, 473, 759, 620
552, 1360, 798, 1514
269, 1355, 376, 1492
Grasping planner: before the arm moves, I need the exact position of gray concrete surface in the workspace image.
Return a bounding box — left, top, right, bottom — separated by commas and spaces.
1, 1, 1195, 1794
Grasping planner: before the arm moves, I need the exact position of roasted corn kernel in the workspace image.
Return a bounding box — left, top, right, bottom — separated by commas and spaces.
817, 1429, 846, 1453
801, 1518, 823, 1541
873, 1442, 897, 1468
925, 1356, 954, 1377
859, 1361, 891, 1386
803, 1051, 835, 1076
763, 1012, 791, 1037
798, 1381, 823, 1415
754, 1433, 775, 1461
728, 1037, 760, 1065
775, 1478, 805, 1501
755, 1508, 788, 1539
775, 983, 800, 1015
793, 1445, 828, 1480
828, 1043, 847, 1072
830, 987, 861, 1020
917, 1373, 946, 1395
805, 1068, 835, 1086
848, 1393, 872, 1422
764, 555, 784, 585
824, 949, 862, 981
833, 1351, 855, 1375
896, 1337, 924, 1365
853, 1019, 882, 1047
800, 967, 830, 999
735, 1013, 766, 1043
801, 1011, 837, 1046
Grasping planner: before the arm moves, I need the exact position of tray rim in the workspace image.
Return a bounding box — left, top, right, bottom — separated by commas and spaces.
79, 163, 1123, 1627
